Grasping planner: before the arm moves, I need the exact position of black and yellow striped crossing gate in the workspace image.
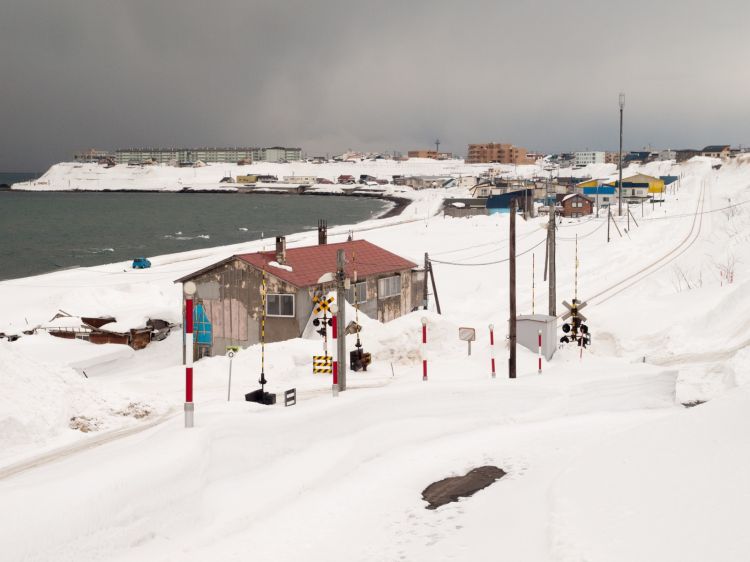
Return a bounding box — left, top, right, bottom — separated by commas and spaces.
313, 355, 333, 374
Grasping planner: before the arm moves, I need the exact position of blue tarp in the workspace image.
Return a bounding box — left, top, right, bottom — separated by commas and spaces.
583, 186, 616, 195
660, 175, 679, 185
194, 304, 212, 345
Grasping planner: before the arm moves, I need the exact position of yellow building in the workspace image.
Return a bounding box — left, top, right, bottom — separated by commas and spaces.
608, 173, 665, 197
575, 179, 599, 189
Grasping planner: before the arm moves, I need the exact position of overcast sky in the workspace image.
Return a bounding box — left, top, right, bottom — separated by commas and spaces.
2, 0, 748, 171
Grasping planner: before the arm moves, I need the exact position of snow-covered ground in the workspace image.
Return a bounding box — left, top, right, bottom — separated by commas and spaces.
2, 156, 750, 560
12, 158, 494, 192
11, 157, 672, 194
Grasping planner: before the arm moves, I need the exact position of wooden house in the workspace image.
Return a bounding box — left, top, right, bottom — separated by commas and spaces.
560, 193, 594, 218
175, 237, 423, 357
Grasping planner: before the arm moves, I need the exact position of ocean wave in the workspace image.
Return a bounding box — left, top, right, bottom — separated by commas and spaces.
164, 233, 210, 241
75, 248, 116, 255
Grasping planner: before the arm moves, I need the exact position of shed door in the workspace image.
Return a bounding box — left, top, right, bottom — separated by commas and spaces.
194, 303, 213, 346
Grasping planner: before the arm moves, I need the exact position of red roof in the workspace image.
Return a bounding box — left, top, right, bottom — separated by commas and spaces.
236, 239, 417, 288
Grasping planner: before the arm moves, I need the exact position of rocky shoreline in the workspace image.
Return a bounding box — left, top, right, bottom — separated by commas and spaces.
6, 186, 413, 218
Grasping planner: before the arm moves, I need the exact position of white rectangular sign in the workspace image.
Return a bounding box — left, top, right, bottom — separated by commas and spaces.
458, 327, 476, 342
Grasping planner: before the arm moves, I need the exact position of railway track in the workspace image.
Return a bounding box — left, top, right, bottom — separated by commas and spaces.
579, 180, 708, 311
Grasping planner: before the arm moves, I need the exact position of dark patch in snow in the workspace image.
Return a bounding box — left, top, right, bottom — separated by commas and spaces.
115, 402, 153, 419
69, 416, 101, 433
682, 400, 707, 408
422, 466, 506, 510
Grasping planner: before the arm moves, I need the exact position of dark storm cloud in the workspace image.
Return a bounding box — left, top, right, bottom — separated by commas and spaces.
1, 0, 748, 170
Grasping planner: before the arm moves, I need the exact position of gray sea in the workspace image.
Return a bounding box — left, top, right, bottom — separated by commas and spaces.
0, 189, 388, 280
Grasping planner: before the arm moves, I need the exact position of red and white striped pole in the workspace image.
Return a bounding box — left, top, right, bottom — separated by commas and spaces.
421, 317, 428, 381
183, 281, 197, 428
331, 309, 339, 397
489, 323, 496, 378
537, 329, 543, 374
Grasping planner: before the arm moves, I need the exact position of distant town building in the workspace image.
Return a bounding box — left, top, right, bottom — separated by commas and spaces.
574, 151, 605, 166
407, 150, 453, 160
74, 149, 114, 163
560, 193, 594, 218
657, 149, 677, 161
525, 151, 545, 162
466, 143, 532, 165
262, 146, 302, 163
401, 176, 453, 189
604, 152, 622, 165
675, 149, 700, 162
466, 143, 529, 165
114, 146, 302, 165
701, 145, 731, 158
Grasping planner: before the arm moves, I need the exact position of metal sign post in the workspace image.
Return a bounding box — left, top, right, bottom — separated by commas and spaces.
458, 327, 476, 356
226, 346, 240, 401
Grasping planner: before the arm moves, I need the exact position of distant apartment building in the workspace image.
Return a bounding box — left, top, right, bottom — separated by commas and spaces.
466, 143, 531, 164
574, 151, 605, 166
114, 146, 302, 165
261, 146, 302, 163
407, 150, 453, 160
605, 151, 623, 165
74, 149, 114, 163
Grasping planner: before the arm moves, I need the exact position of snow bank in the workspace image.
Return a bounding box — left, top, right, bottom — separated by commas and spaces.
550, 387, 750, 562
0, 336, 163, 463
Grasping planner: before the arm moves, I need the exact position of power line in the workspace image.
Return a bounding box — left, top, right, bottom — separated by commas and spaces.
430, 237, 547, 266
641, 197, 749, 221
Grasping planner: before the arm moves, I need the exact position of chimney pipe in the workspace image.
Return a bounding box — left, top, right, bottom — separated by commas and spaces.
275, 236, 286, 264
318, 219, 327, 245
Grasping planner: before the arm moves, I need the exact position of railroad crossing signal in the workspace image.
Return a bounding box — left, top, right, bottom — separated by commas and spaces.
312, 295, 335, 337
560, 299, 591, 347
313, 355, 333, 374
313, 295, 335, 315
561, 299, 587, 322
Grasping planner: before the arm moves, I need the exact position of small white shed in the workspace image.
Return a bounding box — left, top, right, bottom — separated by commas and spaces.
514, 314, 557, 361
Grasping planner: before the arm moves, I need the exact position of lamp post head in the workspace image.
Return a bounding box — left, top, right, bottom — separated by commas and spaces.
421, 317, 428, 326
489, 323, 494, 331
619, 92, 625, 109
183, 281, 197, 297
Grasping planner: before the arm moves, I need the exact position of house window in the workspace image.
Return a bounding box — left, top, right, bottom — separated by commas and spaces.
377, 275, 402, 299
346, 281, 367, 304
266, 294, 295, 317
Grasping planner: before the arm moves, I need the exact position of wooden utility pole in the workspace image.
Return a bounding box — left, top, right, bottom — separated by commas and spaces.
428, 261, 442, 314
607, 207, 611, 243
548, 195, 556, 317
618, 93, 625, 216
423, 252, 429, 310
509, 199, 517, 379
336, 249, 347, 392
